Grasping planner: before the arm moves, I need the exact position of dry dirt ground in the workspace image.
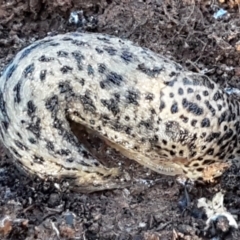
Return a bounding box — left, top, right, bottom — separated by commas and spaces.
1, 0, 240, 239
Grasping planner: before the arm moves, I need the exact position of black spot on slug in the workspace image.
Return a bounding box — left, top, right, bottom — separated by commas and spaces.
97, 36, 110, 42
60, 66, 73, 74
101, 98, 120, 116
27, 100, 37, 116
187, 88, 193, 93
174, 63, 183, 71
59, 82, 73, 94
217, 104, 222, 111
95, 47, 104, 54
57, 51, 69, 57
183, 75, 214, 89
201, 118, 210, 128
0, 90, 9, 124
103, 46, 117, 55
24, 63, 35, 78
217, 129, 234, 145
138, 120, 154, 130
56, 149, 71, 156
71, 40, 88, 46
126, 90, 139, 105
125, 116, 130, 121
26, 117, 41, 138
201, 132, 207, 138
98, 63, 107, 74
121, 50, 133, 63
45, 95, 58, 112
78, 78, 85, 86
180, 115, 188, 123
40, 70, 47, 81
16, 132, 22, 139
196, 94, 201, 101
62, 37, 73, 41
190, 151, 197, 158
89, 120, 95, 125
203, 90, 209, 96
145, 93, 154, 101
182, 98, 203, 115
33, 155, 45, 164
114, 93, 120, 101
137, 63, 163, 77
169, 71, 176, 77
29, 138, 36, 144
79, 93, 96, 113
218, 111, 228, 125
106, 72, 123, 86
201, 76, 215, 89
14, 140, 28, 151
171, 102, 178, 113
2, 121, 9, 131
80, 161, 91, 167
162, 140, 167, 145
170, 150, 176, 156
205, 100, 216, 116
87, 65, 94, 76
179, 150, 183, 156
125, 126, 132, 135
183, 78, 192, 85
10, 147, 22, 158
178, 88, 184, 95
66, 158, 74, 163
213, 91, 222, 101
38, 55, 54, 62
100, 71, 124, 88
164, 78, 177, 87
205, 132, 221, 142
49, 42, 60, 47
72, 51, 85, 64
160, 101, 165, 111
191, 119, 197, 127
46, 140, 55, 152
13, 81, 22, 103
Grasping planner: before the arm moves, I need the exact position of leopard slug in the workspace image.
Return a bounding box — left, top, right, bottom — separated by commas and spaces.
0, 32, 238, 192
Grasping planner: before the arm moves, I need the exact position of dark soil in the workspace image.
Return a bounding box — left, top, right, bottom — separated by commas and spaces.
0, 0, 240, 239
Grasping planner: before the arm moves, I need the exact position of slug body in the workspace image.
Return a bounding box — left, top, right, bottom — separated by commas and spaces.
0, 32, 239, 191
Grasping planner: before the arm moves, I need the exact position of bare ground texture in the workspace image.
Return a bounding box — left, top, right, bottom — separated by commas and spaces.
1, 0, 240, 239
